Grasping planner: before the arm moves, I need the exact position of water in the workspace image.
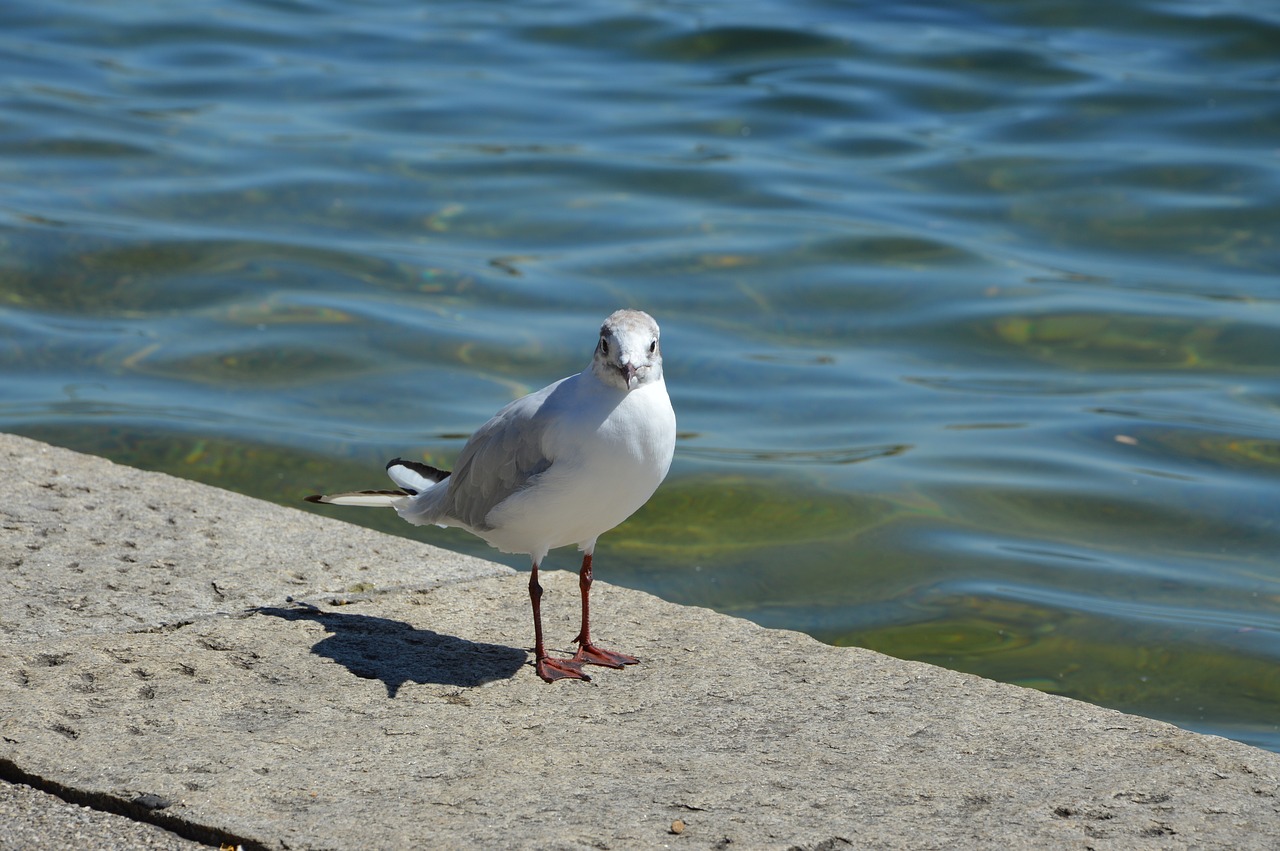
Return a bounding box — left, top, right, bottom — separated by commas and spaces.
3, 0, 1279, 751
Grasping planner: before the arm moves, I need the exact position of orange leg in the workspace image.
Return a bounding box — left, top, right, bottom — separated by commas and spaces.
571, 552, 639, 669
529, 560, 589, 682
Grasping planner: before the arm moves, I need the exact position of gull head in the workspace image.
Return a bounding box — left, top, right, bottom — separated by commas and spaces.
590, 309, 664, 391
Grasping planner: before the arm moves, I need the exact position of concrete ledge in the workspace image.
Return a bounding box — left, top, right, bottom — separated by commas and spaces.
2, 432, 1278, 849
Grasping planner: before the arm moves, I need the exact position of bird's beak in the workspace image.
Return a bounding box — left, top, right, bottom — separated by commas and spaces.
620, 363, 638, 387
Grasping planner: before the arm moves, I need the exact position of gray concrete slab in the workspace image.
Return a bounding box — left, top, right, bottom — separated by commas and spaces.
1, 432, 1278, 850
1, 432, 510, 646
0, 777, 205, 851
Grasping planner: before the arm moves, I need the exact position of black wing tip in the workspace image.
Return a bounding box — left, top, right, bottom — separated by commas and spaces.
303, 494, 325, 504
386, 457, 451, 481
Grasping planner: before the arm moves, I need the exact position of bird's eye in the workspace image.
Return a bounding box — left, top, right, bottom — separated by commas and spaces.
649, 340, 657, 354
600, 338, 609, 355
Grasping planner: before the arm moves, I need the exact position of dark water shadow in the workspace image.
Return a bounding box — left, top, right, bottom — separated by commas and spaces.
255, 604, 526, 696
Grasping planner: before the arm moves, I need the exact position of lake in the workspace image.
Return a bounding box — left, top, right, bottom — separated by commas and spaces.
2, 0, 1278, 751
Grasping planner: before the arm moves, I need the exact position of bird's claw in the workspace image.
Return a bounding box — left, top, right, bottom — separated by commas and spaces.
574, 644, 639, 669
536, 656, 591, 683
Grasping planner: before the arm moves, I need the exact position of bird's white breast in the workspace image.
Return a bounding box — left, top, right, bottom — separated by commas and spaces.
481, 375, 676, 557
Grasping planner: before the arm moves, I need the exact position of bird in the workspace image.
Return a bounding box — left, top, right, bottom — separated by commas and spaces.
306, 309, 677, 683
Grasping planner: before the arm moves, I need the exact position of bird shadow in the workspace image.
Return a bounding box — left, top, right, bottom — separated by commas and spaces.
255, 603, 527, 697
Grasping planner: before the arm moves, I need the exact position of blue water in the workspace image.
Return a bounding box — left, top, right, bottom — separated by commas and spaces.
3, 0, 1279, 750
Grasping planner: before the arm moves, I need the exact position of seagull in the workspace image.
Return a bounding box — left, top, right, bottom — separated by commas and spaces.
306, 309, 677, 683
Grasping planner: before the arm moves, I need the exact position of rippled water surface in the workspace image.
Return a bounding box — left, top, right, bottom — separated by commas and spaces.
3, 0, 1279, 750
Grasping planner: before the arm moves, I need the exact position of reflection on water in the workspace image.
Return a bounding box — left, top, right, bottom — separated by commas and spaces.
2, 0, 1279, 751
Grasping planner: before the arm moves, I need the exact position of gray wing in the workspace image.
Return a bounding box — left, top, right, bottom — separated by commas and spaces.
439, 378, 566, 530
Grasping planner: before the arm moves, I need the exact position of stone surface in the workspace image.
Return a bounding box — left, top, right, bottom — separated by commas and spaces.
0, 777, 205, 851
0, 433, 509, 646
2, 432, 1278, 849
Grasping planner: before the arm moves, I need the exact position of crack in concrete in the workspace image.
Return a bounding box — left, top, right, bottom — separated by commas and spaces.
0, 757, 265, 851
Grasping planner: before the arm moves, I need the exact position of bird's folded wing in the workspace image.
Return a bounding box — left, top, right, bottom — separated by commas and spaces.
441, 380, 563, 530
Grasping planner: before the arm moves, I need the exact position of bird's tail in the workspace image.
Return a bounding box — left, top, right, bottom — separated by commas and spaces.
304, 489, 409, 508
305, 457, 451, 508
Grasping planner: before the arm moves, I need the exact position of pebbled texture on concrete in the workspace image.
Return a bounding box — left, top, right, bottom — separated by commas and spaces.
0, 776, 205, 851
2, 432, 1278, 850
0, 432, 510, 645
